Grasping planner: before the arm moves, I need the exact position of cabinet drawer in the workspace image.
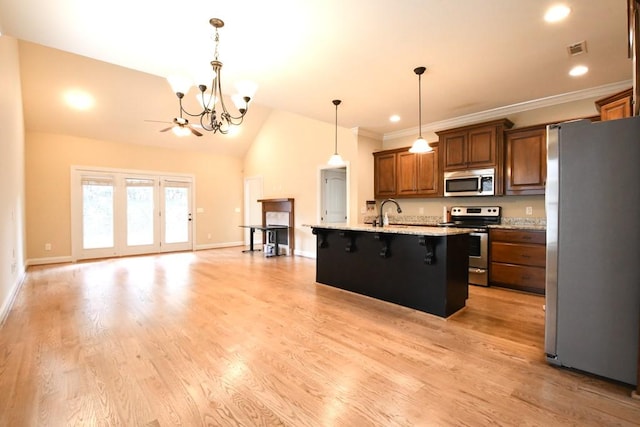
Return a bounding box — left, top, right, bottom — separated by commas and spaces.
490, 229, 546, 245
490, 262, 545, 293
491, 242, 546, 267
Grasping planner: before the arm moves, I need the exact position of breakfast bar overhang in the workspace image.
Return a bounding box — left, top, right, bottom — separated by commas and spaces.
309, 224, 470, 318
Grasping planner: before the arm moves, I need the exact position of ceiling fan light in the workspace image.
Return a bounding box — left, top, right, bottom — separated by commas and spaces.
172, 126, 191, 137
409, 137, 432, 153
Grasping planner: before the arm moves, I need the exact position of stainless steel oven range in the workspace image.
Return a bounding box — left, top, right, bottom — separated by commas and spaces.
441, 206, 501, 286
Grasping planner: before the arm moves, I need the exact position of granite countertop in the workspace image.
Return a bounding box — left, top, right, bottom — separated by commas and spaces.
360, 214, 547, 231
306, 223, 472, 236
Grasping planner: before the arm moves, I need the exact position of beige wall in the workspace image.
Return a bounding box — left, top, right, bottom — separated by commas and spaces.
243, 109, 360, 257
25, 132, 245, 261
0, 36, 27, 322
355, 131, 383, 220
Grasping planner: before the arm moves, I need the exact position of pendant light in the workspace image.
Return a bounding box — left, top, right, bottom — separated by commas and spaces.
328, 99, 345, 166
409, 66, 433, 153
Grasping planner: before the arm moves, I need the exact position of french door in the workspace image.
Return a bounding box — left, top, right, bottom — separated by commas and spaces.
72, 168, 193, 260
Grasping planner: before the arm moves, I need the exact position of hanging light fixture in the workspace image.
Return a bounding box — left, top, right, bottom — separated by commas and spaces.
167, 18, 254, 135
409, 66, 433, 153
328, 99, 345, 166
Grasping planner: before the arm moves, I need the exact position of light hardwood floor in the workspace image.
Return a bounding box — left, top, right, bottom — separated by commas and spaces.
1, 248, 638, 426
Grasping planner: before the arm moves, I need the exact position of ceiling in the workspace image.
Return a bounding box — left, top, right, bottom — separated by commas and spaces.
0, 0, 633, 157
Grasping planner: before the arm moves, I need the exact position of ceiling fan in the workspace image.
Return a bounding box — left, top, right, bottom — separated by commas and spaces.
145, 116, 203, 137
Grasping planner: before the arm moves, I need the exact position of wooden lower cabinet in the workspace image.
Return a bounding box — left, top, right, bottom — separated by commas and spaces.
490, 228, 546, 294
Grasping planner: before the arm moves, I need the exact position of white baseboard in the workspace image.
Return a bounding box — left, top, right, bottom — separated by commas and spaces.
0, 267, 26, 326
294, 249, 317, 259
26, 255, 73, 266
195, 241, 244, 251
27, 243, 246, 264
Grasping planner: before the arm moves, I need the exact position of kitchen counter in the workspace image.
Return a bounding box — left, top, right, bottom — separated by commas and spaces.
362, 215, 547, 231
308, 224, 470, 318
306, 223, 472, 236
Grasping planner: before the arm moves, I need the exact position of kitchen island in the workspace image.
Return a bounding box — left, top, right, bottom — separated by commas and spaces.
309, 224, 470, 318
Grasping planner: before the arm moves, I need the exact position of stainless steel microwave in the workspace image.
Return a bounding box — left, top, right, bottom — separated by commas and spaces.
444, 168, 495, 197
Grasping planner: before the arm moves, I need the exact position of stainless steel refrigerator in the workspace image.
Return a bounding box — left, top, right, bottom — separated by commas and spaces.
545, 117, 640, 386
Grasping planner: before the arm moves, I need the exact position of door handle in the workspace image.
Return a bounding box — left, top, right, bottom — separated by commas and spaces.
188, 213, 192, 222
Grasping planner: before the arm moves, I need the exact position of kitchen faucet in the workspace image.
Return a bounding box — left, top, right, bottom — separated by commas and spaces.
378, 198, 402, 227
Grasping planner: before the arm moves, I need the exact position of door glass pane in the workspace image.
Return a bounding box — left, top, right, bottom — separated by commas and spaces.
126, 178, 155, 246
82, 180, 114, 249
164, 185, 189, 244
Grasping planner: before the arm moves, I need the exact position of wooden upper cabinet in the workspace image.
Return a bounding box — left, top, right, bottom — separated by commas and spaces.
505, 124, 547, 195
441, 131, 467, 170
397, 151, 418, 195
437, 119, 513, 172
437, 118, 513, 196
374, 152, 396, 198
595, 88, 633, 121
374, 144, 440, 198
416, 149, 439, 195
396, 147, 439, 196
467, 125, 498, 168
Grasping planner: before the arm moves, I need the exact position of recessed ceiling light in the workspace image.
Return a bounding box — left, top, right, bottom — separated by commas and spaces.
63, 90, 95, 110
545, 4, 571, 23
569, 65, 589, 77
389, 115, 400, 122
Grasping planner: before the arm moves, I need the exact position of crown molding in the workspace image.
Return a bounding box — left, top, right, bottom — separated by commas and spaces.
351, 126, 383, 140
383, 80, 632, 141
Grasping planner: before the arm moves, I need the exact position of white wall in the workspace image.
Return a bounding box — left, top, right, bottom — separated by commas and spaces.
0, 35, 27, 323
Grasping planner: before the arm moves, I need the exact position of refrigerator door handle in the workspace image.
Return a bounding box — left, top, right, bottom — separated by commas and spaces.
544, 124, 560, 359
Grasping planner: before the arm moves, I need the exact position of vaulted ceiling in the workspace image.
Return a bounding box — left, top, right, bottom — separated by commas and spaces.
0, 0, 632, 156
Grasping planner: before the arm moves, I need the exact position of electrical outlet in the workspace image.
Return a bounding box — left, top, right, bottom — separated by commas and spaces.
525, 206, 533, 216
44, 243, 52, 251
207, 233, 212, 239
419, 207, 424, 214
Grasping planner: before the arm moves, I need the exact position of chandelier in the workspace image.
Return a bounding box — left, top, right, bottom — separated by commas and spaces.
167, 18, 253, 135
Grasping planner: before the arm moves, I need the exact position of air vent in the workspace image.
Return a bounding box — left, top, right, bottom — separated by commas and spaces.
567, 41, 587, 56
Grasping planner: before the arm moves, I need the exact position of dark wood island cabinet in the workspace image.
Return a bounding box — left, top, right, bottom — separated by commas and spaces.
310, 224, 470, 318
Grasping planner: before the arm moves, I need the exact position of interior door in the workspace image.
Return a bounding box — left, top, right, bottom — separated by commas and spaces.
322, 167, 347, 223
